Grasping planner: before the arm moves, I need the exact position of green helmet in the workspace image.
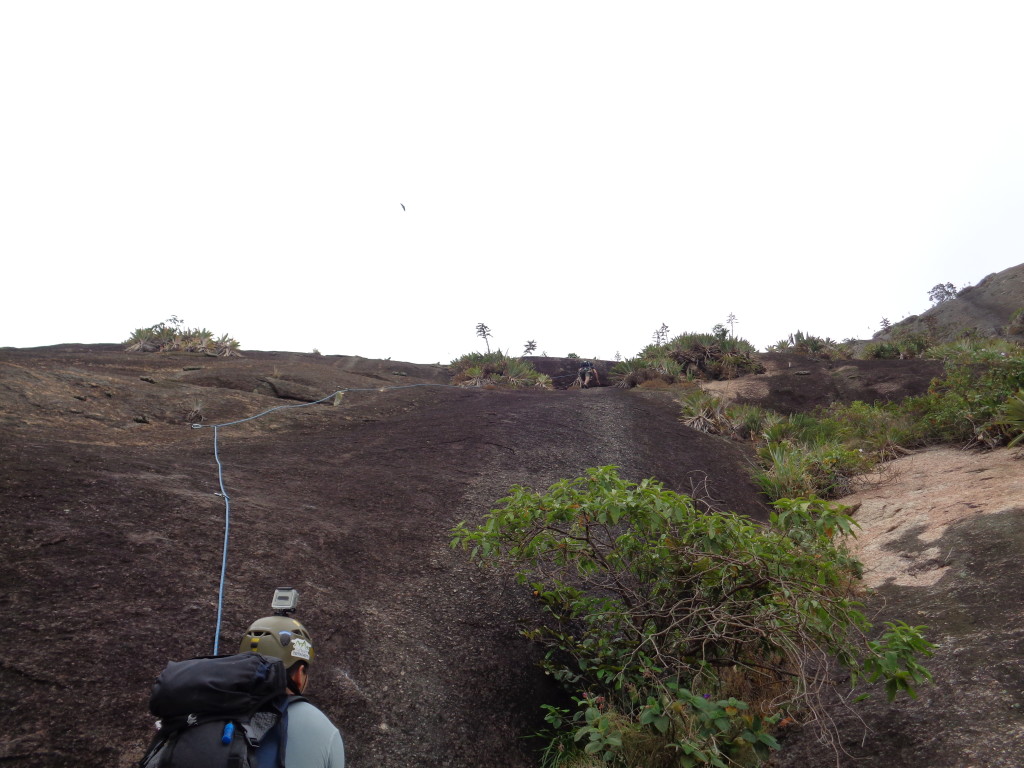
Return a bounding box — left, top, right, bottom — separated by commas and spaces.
240, 615, 315, 668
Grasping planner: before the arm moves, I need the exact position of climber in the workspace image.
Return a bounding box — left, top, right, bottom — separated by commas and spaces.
577, 360, 601, 389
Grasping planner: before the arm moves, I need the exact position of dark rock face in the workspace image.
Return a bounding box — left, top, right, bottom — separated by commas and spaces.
0, 345, 766, 767
2, 344, 1018, 767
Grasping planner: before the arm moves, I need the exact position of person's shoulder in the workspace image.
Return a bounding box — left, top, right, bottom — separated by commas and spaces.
283, 699, 345, 767
286, 699, 341, 740
288, 699, 330, 719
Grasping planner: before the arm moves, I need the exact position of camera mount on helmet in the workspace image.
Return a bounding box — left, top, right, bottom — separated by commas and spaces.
271, 587, 299, 616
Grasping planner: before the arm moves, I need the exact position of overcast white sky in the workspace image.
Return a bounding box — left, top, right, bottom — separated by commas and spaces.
3, 3, 1022, 363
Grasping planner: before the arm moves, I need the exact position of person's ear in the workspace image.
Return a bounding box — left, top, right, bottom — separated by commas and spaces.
293, 664, 309, 693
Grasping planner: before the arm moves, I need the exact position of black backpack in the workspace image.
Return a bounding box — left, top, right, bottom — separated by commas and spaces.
139, 652, 305, 768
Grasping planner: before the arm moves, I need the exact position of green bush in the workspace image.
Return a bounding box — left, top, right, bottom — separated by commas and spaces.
752, 442, 815, 500
893, 331, 931, 359
452, 468, 932, 767
904, 350, 1024, 446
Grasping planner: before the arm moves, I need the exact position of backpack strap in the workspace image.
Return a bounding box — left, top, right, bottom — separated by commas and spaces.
276, 696, 308, 768
253, 695, 308, 768
138, 728, 168, 768
242, 711, 280, 745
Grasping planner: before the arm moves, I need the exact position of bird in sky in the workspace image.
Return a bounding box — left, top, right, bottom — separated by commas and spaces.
400, 203, 406, 211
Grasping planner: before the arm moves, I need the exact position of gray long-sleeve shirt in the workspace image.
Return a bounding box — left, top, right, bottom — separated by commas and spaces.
281, 700, 345, 768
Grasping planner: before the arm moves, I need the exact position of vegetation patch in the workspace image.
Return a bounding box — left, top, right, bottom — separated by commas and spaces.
679, 336, 1024, 502
124, 316, 241, 357
449, 350, 552, 389
452, 467, 933, 767
613, 331, 763, 388
766, 331, 853, 360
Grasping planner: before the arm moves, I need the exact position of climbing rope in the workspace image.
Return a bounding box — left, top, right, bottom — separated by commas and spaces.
190, 384, 448, 653
191, 367, 599, 652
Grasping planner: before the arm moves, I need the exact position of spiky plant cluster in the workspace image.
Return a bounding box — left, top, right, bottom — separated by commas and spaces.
610, 358, 668, 389
449, 350, 551, 389
1001, 390, 1024, 448
766, 331, 852, 360
924, 335, 1023, 363
862, 327, 933, 360
677, 393, 878, 500
124, 319, 241, 356
677, 390, 731, 434
614, 332, 763, 387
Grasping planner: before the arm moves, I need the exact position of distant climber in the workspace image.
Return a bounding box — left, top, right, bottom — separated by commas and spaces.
577, 360, 600, 389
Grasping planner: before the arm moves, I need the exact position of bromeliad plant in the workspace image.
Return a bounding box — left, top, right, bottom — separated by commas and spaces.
1000, 389, 1024, 447
613, 332, 763, 388
449, 350, 552, 389
451, 467, 932, 767
124, 316, 241, 356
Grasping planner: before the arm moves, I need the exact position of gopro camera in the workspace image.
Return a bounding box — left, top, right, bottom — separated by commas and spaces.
271, 587, 299, 615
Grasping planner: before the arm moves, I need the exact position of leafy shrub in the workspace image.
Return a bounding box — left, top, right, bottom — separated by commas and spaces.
924, 336, 1022, 363
743, 409, 878, 501
904, 350, 1024, 446
802, 442, 872, 498
890, 329, 932, 359
750, 438, 868, 501
452, 468, 933, 767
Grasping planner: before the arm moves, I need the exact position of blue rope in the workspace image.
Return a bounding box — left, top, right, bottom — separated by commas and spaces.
194, 375, 598, 651
193, 383, 452, 653
211, 425, 230, 654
